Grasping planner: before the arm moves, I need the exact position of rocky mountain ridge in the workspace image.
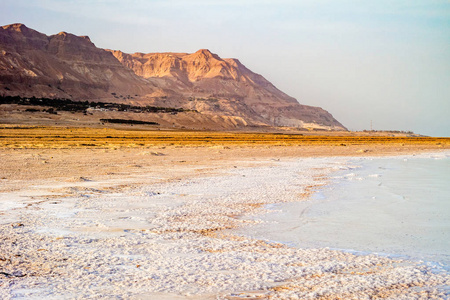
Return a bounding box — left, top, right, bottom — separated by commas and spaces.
0, 23, 346, 130
0, 23, 155, 100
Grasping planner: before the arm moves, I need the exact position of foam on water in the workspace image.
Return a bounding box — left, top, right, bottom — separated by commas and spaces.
239, 152, 450, 272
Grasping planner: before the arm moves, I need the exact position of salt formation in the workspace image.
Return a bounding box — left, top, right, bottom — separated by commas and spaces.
0, 158, 448, 299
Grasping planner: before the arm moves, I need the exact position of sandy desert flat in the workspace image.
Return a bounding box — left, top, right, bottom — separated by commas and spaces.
1, 126, 449, 299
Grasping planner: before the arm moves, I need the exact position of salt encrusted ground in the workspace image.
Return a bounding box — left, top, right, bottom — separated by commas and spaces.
0, 156, 449, 299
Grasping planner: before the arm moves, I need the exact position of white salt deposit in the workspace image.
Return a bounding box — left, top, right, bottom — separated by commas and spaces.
238, 152, 450, 273
0, 156, 449, 299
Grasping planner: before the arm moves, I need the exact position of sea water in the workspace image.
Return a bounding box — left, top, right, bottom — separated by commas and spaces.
240, 153, 450, 272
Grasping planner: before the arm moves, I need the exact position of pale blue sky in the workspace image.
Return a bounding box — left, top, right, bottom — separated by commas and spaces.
2, 0, 450, 136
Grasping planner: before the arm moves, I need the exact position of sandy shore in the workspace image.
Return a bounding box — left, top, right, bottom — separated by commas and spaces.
1, 145, 449, 299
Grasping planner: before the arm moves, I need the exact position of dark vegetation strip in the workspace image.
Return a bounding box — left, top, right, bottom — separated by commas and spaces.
0, 95, 196, 114
100, 119, 159, 125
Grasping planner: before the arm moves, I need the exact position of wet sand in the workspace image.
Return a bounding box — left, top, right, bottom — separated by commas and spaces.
1, 144, 449, 299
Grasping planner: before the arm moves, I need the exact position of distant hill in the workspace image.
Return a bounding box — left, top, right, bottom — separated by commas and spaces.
0, 23, 346, 130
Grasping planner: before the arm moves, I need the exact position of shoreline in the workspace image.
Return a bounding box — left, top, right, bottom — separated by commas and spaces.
235, 151, 450, 276
1, 146, 449, 299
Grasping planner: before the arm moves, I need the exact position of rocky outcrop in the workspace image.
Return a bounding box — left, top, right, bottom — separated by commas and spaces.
109, 49, 346, 129
0, 23, 156, 101
0, 23, 346, 130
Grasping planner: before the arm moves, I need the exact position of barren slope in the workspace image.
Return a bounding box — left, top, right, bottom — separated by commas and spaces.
0, 23, 158, 101
110, 49, 346, 130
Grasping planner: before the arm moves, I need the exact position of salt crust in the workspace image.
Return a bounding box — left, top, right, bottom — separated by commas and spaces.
0, 157, 449, 299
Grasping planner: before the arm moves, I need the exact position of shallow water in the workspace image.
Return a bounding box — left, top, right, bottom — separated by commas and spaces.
238, 153, 450, 272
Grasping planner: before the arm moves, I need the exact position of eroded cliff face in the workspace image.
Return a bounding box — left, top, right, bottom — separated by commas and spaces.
0, 23, 156, 101
109, 49, 346, 130
0, 23, 346, 130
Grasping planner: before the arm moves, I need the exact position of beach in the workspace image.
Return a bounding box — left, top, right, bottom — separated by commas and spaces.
1, 140, 449, 299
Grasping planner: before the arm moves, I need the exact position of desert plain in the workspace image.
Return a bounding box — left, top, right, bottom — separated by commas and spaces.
1, 125, 450, 299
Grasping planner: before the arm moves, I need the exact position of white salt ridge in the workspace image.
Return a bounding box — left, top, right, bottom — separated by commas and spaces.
0, 156, 449, 299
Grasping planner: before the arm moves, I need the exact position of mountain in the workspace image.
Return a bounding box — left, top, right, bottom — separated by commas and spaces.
0, 23, 346, 130
0, 23, 156, 100
108, 49, 345, 129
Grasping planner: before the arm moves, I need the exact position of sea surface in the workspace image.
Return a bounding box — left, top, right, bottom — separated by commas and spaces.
238, 152, 450, 272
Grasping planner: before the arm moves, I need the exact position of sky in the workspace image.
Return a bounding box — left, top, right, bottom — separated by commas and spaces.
2, 0, 450, 136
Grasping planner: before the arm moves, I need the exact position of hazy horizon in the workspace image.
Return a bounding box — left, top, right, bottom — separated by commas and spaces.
2, 0, 449, 136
